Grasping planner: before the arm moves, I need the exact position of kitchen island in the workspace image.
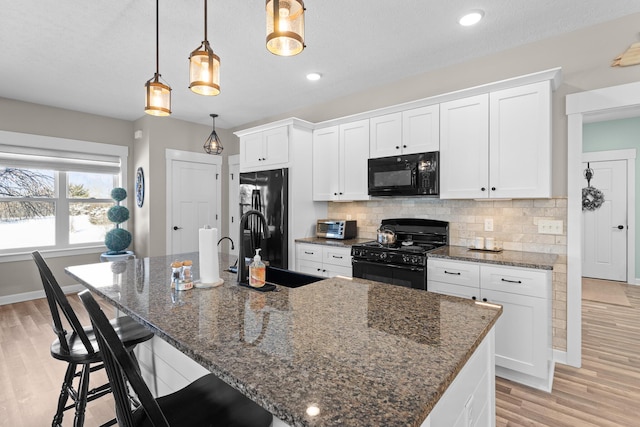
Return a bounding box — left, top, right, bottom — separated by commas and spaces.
66, 253, 502, 427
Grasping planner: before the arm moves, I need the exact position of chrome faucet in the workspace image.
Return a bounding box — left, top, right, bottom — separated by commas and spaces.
237, 209, 270, 284
217, 236, 235, 250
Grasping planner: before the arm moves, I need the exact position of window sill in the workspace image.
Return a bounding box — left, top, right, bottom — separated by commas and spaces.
0, 246, 108, 263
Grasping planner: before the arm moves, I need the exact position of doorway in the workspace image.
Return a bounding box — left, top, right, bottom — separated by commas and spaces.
567, 82, 640, 368
165, 149, 222, 255
581, 153, 635, 283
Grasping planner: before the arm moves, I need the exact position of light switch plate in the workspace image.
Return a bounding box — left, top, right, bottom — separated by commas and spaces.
538, 219, 563, 234
484, 218, 494, 232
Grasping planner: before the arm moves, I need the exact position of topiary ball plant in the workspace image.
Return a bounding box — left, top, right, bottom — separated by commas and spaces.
104, 187, 132, 255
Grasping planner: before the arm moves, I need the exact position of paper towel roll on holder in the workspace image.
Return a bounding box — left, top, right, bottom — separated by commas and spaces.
197, 225, 224, 288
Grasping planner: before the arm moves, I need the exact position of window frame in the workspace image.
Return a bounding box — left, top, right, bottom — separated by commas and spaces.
0, 130, 128, 263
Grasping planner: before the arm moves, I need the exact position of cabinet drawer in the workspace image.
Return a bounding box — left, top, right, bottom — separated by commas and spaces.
323, 247, 352, 268
296, 244, 323, 262
481, 265, 550, 298
428, 259, 480, 287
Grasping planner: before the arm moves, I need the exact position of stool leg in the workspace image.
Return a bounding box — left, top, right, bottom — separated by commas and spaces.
53, 362, 76, 426
73, 364, 91, 427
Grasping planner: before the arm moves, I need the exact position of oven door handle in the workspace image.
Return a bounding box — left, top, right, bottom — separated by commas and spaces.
352, 259, 424, 272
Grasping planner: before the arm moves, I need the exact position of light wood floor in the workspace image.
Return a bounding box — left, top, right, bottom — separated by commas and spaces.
1, 285, 639, 426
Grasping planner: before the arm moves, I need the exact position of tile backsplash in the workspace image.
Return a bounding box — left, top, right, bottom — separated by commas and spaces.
328, 197, 568, 351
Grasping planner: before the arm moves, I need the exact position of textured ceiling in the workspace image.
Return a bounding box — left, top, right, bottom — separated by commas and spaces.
1, 1, 640, 130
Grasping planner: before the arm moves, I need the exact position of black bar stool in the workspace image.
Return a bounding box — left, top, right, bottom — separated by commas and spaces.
32, 251, 154, 427
78, 289, 274, 427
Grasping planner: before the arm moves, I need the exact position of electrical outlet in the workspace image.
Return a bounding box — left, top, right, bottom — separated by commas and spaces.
538, 219, 563, 234
484, 218, 494, 232
346, 214, 352, 220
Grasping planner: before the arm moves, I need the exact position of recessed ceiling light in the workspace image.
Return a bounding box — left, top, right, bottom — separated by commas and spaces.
306, 72, 322, 81
459, 10, 484, 27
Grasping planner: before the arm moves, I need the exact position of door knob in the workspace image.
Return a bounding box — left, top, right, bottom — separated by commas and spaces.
173, 226, 183, 231
613, 225, 625, 230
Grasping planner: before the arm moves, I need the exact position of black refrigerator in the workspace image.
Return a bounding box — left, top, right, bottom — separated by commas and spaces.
239, 168, 288, 269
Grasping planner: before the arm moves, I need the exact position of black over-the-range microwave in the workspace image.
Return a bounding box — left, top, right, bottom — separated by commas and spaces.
368, 151, 439, 197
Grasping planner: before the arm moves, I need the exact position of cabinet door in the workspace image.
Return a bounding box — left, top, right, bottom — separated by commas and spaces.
402, 105, 439, 154
312, 126, 340, 201
240, 133, 265, 169
428, 281, 479, 300
482, 289, 549, 378
262, 126, 289, 166
340, 119, 370, 201
369, 113, 402, 158
489, 81, 551, 198
297, 259, 326, 277
440, 94, 489, 199
324, 264, 352, 278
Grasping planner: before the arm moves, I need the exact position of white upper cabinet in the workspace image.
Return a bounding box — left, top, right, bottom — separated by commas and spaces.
239, 126, 289, 171
440, 81, 552, 199
440, 94, 489, 199
313, 119, 370, 201
489, 81, 552, 198
369, 113, 402, 158
369, 105, 439, 158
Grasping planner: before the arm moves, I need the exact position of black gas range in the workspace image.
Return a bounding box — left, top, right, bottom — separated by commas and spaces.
351, 218, 449, 290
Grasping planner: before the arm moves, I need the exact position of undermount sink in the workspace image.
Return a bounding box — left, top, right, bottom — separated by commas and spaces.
228, 265, 324, 288
264, 266, 324, 288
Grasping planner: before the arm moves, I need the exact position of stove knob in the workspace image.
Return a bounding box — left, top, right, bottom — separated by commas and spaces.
379, 252, 387, 260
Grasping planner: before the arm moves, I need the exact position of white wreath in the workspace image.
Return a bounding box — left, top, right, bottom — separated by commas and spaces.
582, 186, 605, 211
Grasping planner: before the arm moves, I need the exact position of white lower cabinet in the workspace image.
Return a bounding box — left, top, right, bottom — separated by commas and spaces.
295, 243, 352, 277
428, 258, 554, 392
421, 328, 495, 427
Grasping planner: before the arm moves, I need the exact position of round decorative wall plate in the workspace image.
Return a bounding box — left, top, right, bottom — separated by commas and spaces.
135, 167, 144, 208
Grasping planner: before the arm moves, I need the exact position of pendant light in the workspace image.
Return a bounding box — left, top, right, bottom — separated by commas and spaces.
266, 0, 305, 56
204, 114, 223, 155
145, 0, 171, 116
189, 0, 221, 96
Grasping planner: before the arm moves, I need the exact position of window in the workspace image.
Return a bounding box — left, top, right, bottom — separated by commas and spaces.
0, 130, 128, 259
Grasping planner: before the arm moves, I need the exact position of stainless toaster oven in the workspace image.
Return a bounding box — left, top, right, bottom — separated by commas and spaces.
316, 220, 357, 240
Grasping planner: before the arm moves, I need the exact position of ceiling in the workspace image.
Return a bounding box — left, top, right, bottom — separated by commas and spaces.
1, 1, 640, 130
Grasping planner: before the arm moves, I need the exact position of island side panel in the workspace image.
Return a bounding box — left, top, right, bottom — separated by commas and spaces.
421, 327, 496, 427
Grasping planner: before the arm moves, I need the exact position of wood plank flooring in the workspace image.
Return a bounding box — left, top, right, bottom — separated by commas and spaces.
496, 282, 640, 426
1, 285, 639, 426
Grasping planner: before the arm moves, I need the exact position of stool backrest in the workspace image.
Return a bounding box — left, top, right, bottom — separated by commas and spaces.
78, 289, 169, 427
32, 250, 95, 355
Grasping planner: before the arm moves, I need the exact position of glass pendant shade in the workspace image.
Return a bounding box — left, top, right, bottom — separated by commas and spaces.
145, 74, 171, 116
204, 114, 223, 155
266, 0, 305, 56
189, 41, 221, 96
144, 0, 171, 116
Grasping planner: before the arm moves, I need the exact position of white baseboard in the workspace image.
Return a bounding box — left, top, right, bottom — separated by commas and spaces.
0, 284, 85, 306
553, 349, 568, 366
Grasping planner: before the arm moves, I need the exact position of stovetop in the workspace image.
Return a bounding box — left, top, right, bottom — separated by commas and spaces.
355, 240, 440, 253
351, 218, 449, 266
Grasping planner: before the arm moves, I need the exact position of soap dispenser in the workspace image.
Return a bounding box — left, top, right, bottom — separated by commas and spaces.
249, 249, 266, 288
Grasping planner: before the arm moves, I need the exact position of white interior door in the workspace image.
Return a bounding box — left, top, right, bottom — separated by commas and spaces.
228, 156, 240, 256
582, 159, 627, 281
167, 151, 221, 256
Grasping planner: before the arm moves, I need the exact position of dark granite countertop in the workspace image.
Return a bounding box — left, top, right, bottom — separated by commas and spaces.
295, 237, 372, 247
428, 245, 557, 270
66, 253, 501, 427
